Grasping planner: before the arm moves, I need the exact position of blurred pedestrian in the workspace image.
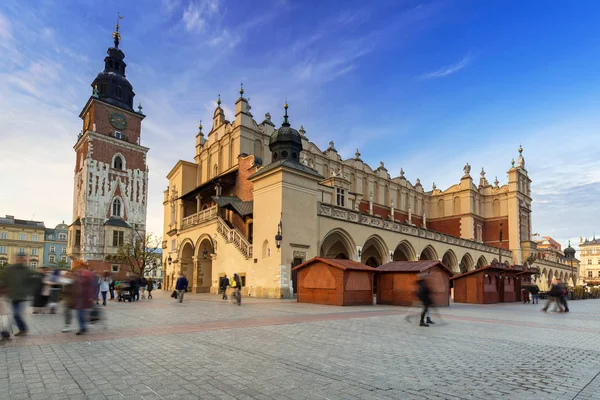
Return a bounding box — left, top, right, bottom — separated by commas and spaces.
140, 277, 148, 299
522, 287, 530, 304
175, 273, 188, 303
47, 269, 62, 314
93, 272, 100, 305
99, 271, 111, 306
0, 253, 34, 336
220, 274, 230, 300
109, 279, 115, 300
557, 278, 569, 312
31, 268, 46, 314
542, 279, 564, 313
416, 273, 434, 327
146, 278, 154, 299
61, 271, 76, 332
530, 284, 540, 304
75, 268, 95, 335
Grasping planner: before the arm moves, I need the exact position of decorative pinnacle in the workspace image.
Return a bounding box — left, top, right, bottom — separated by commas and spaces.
217, 94, 221, 106
239, 83, 244, 96
283, 101, 289, 125
511, 158, 515, 167
198, 120, 203, 133
112, 12, 124, 48
137, 102, 143, 113
299, 125, 305, 135
355, 148, 361, 159
93, 84, 99, 98
518, 144, 523, 154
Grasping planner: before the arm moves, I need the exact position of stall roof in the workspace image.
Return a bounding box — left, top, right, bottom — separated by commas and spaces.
292, 257, 377, 272
450, 264, 508, 280
377, 260, 453, 275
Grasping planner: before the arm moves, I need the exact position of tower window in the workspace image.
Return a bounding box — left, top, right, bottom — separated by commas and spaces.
336, 188, 345, 207
113, 156, 123, 170
116, 86, 122, 99
112, 198, 122, 217
99, 84, 107, 95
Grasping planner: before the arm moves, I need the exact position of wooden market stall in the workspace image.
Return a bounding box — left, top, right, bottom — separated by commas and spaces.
516, 266, 540, 301
376, 261, 452, 307
499, 265, 524, 303
451, 263, 508, 304
292, 257, 376, 306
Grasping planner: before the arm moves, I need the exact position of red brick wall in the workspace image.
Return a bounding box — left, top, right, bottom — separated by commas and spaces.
85, 260, 131, 282
90, 139, 146, 171
483, 218, 509, 250
89, 102, 143, 145
428, 217, 461, 237
232, 155, 257, 202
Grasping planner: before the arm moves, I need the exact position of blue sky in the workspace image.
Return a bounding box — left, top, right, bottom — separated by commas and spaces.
1, 0, 599, 254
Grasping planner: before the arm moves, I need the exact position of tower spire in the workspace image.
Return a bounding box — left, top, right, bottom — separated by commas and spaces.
283, 99, 289, 126
112, 12, 124, 48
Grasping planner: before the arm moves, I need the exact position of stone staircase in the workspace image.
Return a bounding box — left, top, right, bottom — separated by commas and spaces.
216, 217, 253, 259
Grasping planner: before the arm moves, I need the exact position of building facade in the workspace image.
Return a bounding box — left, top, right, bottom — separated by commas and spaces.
43, 222, 71, 268
161, 89, 571, 297
0, 215, 46, 269
143, 248, 163, 283
67, 23, 149, 280
531, 235, 579, 287
579, 237, 600, 284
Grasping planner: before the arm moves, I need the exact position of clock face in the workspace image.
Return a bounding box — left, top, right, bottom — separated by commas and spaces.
109, 112, 128, 130
84, 112, 90, 131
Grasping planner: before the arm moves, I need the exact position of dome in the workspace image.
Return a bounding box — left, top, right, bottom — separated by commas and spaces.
55, 223, 68, 230
564, 241, 576, 258
269, 124, 302, 146
268, 103, 303, 164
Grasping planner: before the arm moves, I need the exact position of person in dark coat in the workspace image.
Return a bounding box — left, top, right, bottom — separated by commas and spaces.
146, 279, 154, 299
220, 274, 230, 300
530, 284, 540, 304
75, 269, 95, 335
109, 279, 116, 300
175, 274, 188, 303
417, 273, 434, 327
542, 279, 565, 313
31, 269, 46, 314
1, 253, 34, 336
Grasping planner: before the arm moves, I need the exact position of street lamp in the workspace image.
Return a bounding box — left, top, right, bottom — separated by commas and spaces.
167, 255, 172, 265
275, 220, 283, 249
564, 240, 576, 287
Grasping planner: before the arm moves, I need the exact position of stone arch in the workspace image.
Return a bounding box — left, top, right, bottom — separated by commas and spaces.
459, 252, 474, 273
393, 240, 417, 261
453, 197, 461, 214
179, 240, 195, 286
194, 237, 213, 293
442, 249, 459, 273
437, 199, 444, 218
559, 271, 564, 280
419, 245, 438, 261
476, 255, 488, 269
254, 139, 263, 161
320, 228, 356, 260
262, 239, 270, 258
112, 153, 126, 170
361, 235, 388, 267
547, 269, 554, 283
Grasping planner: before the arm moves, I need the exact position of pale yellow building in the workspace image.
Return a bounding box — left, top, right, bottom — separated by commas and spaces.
161, 89, 572, 297
579, 237, 600, 284
0, 215, 46, 269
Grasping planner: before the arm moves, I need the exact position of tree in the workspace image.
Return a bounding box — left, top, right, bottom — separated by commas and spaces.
50, 258, 71, 270
108, 231, 162, 277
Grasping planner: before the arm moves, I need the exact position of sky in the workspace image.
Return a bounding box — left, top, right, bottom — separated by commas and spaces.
0, 0, 599, 255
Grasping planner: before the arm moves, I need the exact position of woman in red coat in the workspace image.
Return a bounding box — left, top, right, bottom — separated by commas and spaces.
75, 269, 95, 335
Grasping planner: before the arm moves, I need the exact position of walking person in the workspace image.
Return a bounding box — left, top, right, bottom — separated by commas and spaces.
557, 278, 569, 312
542, 279, 564, 313
231, 273, 242, 305
140, 277, 148, 300
93, 272, 100, 305
109, 279, 115, 301
220, 274, 230, 300
175, 273, 188, 303
133, 277, 141, 301
530, 284, 540, 304
146, 279, 154, 299
99, 272, 110, 306
61, 271, 76, 332
47, 269, 62, 314
1, 253, 34, 336
417, 273, 434, 327
75, 268, 95, 335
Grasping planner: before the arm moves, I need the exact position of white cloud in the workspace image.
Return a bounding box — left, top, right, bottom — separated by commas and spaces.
420, 52, 473, 79
0, 11, 12, 42
182, 0, 221, 32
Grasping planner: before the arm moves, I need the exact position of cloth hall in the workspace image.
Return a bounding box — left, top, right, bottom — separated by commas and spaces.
162, 87, 574, 297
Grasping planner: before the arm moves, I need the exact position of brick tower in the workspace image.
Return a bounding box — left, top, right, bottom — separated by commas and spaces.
67, 18, 149, 278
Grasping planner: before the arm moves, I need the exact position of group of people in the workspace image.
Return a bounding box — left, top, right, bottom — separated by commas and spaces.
0, 253, 161, 339
522, 284, 541, 304
0, 253, 97, 336
170, 272, 242, 305
115, 276, 157, 302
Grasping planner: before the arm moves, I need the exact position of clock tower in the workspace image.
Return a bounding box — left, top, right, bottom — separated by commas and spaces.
68, 18, 149, 278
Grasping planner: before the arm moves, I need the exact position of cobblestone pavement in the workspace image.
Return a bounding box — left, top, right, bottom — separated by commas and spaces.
1, 292, 600, 400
